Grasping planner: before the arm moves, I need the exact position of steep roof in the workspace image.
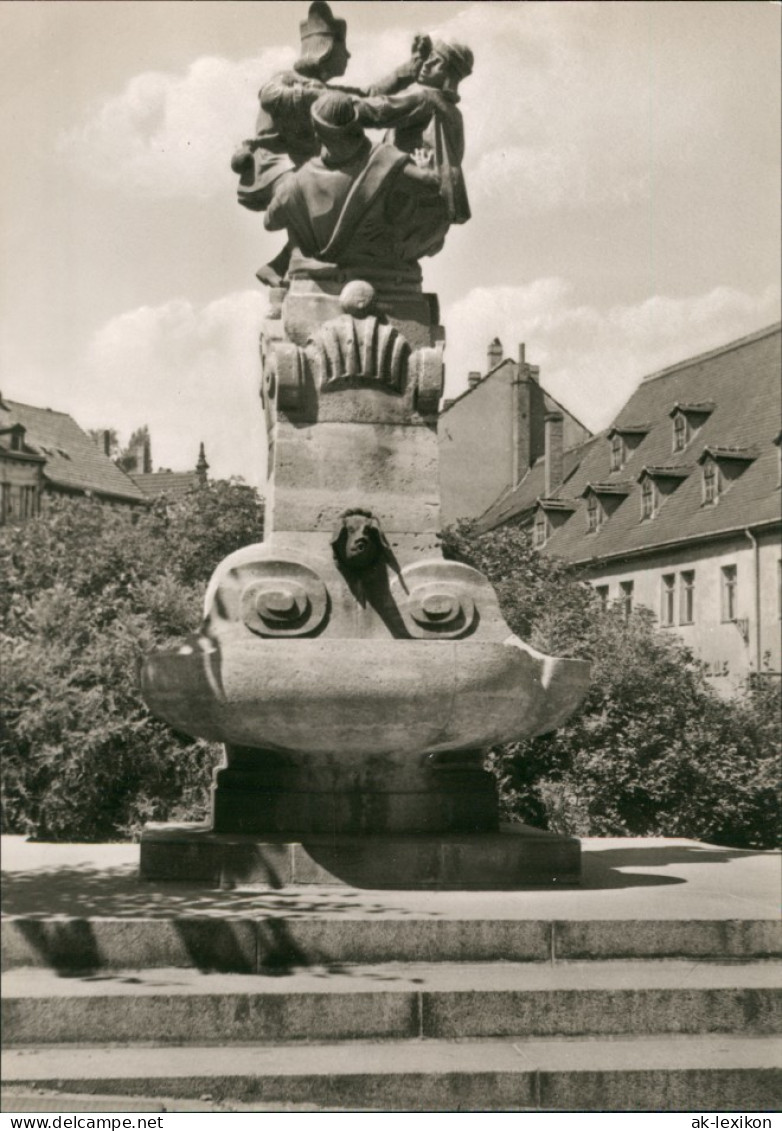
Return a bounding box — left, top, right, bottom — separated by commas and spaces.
130, 470, 200, 498
477, 437, 599, 531
483, 322, 782, 561
441, 356, 591, 446
0, 399, 145, 504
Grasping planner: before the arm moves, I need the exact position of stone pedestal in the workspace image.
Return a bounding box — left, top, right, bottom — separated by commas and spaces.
139, 270, 590, 888
211, 755, 498, 836
139, 822, 581, 889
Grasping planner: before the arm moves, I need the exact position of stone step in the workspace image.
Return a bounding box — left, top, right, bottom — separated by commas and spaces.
4, 962, 782, 1045
2, 1035, 780, 1111
4, 915, 780, 972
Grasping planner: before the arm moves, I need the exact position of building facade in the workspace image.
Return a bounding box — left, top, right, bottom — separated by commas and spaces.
476, 323, 782, 694
0, 420, 45, 523
0, 396, 145, 521
438, 339, 591, 528
129, 442, 209, 500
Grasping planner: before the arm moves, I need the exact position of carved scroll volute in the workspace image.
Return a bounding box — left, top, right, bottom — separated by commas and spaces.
268, 341, 306, 411
240, 561, 328, 637
391, 560, 484, 639
411, 344, 444, 416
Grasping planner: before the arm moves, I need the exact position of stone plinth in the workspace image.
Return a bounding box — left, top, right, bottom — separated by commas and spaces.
139, 823, 581, 889
139, 271, 590, 879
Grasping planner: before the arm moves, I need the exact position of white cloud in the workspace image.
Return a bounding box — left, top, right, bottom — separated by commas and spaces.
443, 279, 782, 431
55, 0, 771, 220
82, 290, 269, 485
58, 49, 293, 199
440, 2, 723, 213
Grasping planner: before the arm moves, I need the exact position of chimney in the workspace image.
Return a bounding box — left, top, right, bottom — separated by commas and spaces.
511, 343, 530, 486
544, 412, 564, 496
487, 337, 503, 372
143, 433, 152, 474
103, 430, 111, 457
467, 371, 481, 390
196, 442, 209, 486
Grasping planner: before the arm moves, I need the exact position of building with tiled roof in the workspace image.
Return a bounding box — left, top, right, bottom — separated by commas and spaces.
438, 338, 592, 527
0, 396, 145, 521
130, 443, 209, 499
478, 323, 782, 692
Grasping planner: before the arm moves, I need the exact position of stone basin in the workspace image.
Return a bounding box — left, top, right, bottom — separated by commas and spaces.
140, 633, 590, 761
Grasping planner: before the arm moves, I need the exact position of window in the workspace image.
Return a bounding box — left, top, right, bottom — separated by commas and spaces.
641, 477, 656, 520
672, 413, 688, 453
619, 580, 634, 618
595, 584, 609, 610
533, 509, 548, 548
610, 434, 625, 472
703, 460, 719, 504
680, 570, 695, 625
19, 485, 38, 519
721, 565, 737, 622
586, 494, 602, 532
0, 482, 10, 524
660, 573, 676, 626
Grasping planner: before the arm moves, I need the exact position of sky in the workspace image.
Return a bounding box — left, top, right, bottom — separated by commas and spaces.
1, 0, 779, 487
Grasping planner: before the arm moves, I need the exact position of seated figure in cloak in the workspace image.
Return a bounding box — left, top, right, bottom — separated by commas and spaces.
263, 91, 444, 277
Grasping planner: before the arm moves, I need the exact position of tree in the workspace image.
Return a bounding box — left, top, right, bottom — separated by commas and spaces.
116, 425, 151, 473
443, 521, 780, 849
87, 425, 151, 472
87, 428, 120, 459
0, 482, 264, 840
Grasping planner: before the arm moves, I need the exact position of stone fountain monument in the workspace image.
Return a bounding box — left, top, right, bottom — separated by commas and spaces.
139, 3, 590, 888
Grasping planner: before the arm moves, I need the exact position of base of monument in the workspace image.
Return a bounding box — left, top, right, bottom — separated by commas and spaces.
139, 822, 581, 889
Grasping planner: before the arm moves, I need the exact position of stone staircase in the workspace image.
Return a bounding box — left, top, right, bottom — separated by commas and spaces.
3, 910, 781, 1111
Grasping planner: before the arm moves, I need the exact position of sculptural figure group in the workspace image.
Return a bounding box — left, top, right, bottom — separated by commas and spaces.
231, 1, 473, 285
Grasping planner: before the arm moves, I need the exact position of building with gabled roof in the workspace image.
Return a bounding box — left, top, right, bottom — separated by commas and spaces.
0, 396, 145, 522
477, 322, 782, 692
130, 443, 209, 500
438, 338, 592, 527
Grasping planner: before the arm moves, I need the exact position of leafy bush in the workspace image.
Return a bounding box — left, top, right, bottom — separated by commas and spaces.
0, 483, 263, 841
444, 522, 780, 849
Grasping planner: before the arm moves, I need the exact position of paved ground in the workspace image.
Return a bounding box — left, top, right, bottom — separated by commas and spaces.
2, 834, 779, 921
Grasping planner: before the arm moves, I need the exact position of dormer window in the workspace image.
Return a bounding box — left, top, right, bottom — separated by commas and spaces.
581, 482, 630, 532
637, 465, 690, 520
533, 498, 577, 547
669, 402, 714, 454
702, 458, 719, 504
2, 424, 26, 453
698, 446, 758, 505
641, 477, 657, 519
672, 413, 688, 452
533, 509, 549, 548
610, 434, 625, 472
606, 424, 649, 472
